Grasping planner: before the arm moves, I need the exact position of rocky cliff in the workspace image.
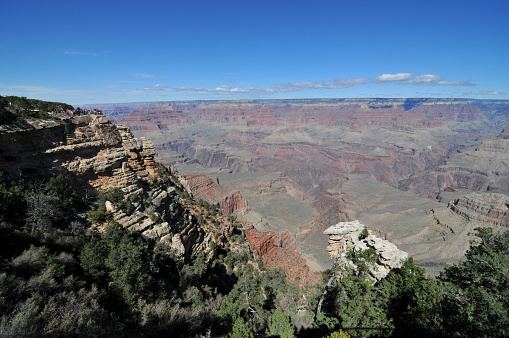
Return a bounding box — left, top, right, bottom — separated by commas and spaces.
448, 192, 509, 228
245, 225, 322, 285
324, 220, 408, 281
180, 174, 249, 215
0, 115, 246, 264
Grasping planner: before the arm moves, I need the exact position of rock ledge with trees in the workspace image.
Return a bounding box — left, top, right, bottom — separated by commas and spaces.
324, 220, 408, 281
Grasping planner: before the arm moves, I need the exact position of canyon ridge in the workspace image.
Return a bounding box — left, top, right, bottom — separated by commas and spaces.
92, 98, 509, 276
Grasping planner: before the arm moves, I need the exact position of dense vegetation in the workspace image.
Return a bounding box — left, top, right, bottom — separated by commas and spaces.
0, 95, 74, 124
1, 169, 508, 337
0, 172, 312, 337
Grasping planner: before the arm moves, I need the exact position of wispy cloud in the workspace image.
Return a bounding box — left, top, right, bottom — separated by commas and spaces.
0, 83, 88, 96
133, 73, 478, 97
175, 85, 274, 94
464, 90, 509, 96
275, 78, 368, 91
140, 84, 171, 91
375, 73, 413, 83
132, 73, 155, 79
408, 74, 474, 86
64, 51, 100, 57
0, 83, 97, 104
173, 77, 369, 95
374, 73, 474, 86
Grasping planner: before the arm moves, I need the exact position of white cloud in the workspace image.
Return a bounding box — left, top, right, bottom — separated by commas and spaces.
140, 84, 171, 91
408, 74, 474, 86
0, 83, 98, 104
375, 73, 413, 83
175, 85, 274, 94
133, 73, 477, 97
0, 83, 89, 97
174, 78, 368, 95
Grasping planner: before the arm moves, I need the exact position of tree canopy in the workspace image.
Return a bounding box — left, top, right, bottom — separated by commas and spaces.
0, 95, 74, 124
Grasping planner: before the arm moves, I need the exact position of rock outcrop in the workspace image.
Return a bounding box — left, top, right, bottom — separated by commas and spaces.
117, 125, 157, 178
324, 220, 408, 281
245, 225, 322, 285
181, 174, 249, 215
448, 192, 509, 228
0, 115, 243, 263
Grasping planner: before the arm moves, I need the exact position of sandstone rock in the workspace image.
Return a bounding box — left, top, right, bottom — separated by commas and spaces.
171, 235, 186, 256
105, 200, 116, 212
244, 225, 322, 285
324, 220, 408, 281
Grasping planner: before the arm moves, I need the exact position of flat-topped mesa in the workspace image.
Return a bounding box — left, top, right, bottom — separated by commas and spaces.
324, 220, 408, 281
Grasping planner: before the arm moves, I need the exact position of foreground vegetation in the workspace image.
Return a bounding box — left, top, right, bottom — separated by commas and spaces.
0, 171, 508, 337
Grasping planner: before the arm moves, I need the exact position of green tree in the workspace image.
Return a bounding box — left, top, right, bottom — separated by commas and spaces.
440, 228, 509, 337
45, 174, 80, 209
378, 258, 450, 337
229, 317, 254, 338
0, 181, 27, 222
322, 272, 393, 337
265, 307, 295, 338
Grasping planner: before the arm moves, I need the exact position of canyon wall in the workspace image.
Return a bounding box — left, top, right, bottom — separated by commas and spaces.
92, 98, 509, 274
180, 173, 249, 215
0, 115, 239, 265
448, 193, 509, 228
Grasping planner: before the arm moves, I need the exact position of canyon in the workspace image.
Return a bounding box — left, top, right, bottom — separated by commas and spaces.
93, 98, 509, 276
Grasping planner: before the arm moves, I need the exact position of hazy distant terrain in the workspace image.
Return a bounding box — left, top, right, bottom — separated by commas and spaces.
96, 98, 509, 275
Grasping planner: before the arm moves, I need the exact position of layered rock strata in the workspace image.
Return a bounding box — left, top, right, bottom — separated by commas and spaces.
0, 115, 236, 263
448, 192, 509, 228
324, 220, 408, 281
181, 174, 249, 215
402, 128, 509, 195
95, 98, 509, 276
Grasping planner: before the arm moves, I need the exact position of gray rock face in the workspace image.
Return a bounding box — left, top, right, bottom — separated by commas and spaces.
324, 220, 408, 281
449, 192, 509, 228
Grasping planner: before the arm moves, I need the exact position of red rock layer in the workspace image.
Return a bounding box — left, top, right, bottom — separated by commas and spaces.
182, 174, 248, 215
244, 225, 322, 286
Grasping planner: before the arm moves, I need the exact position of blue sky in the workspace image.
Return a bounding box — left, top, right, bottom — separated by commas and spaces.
1, 0, 508, 105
